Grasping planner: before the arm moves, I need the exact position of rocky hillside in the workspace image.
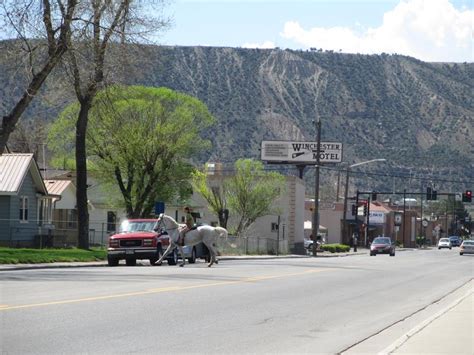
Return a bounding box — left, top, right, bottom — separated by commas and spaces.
1, 42, 473, 195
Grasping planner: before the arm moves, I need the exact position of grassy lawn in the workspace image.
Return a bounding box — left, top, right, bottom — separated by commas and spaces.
0, 247, 107, 264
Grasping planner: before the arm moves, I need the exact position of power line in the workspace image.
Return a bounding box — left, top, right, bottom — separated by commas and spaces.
39, 163, 474, 185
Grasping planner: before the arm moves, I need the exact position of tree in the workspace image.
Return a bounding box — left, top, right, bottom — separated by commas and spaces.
227, 159, 286, 236
192, 167, 229, 228
8, 120, 48, 162
1, 0, 169, 248
48, 85, 216, 217
61, 1, 169, 249
0, 0, 77, 153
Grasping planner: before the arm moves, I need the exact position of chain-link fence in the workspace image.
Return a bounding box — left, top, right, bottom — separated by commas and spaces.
216, 235, 289, 255
0, 219, 113, 248
0, 220, 290, 254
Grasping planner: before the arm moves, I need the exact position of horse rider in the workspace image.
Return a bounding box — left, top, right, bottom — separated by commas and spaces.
178, 206, 195, 246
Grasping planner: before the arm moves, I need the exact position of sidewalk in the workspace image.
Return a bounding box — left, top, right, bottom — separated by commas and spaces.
387, 289, 474, 354
344, 279, 473, 355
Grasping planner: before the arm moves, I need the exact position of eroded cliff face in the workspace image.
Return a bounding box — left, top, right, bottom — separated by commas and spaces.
1, 42, 473, 190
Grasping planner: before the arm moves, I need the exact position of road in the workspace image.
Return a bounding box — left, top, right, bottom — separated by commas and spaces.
1, 248, 472, 354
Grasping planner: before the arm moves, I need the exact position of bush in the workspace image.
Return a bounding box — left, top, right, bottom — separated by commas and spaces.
321, 244, 350, 253
416, 236, 426, 247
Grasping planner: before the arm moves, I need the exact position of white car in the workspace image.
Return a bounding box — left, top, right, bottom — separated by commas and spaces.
437, 238, 452, 250
460, 240, 474, 255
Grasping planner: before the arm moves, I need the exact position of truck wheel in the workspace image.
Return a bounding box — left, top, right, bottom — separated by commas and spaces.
125, 258, 136, 266
150, 248, 163, 266
107, 255, 119, 266
168, 249, 178, 265
188, 247, 197, 264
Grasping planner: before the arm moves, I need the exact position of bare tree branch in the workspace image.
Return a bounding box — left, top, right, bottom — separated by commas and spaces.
0, 0, 77, 153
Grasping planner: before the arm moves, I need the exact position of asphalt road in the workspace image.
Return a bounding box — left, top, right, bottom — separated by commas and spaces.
1, 248, 472, 354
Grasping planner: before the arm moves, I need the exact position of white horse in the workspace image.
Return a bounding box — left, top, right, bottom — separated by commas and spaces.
154, 213, 227, 267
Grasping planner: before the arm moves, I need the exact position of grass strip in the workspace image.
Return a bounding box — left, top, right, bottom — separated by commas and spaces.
0, 247, 107, 264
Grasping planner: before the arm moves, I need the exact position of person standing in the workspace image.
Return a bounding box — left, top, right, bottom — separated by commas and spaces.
352, 232, 358, 252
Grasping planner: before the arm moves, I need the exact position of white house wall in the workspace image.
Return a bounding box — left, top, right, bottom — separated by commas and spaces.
54, 186, 76, 209
319, 208, 343, 244
89, 207, 128, 245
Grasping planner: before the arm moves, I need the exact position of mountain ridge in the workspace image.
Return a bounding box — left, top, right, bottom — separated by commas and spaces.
1, 42, 473, 195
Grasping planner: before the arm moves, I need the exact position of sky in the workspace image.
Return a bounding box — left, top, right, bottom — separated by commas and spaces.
159, 0, 473, 62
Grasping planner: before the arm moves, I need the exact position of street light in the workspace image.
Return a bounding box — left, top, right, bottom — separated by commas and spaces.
342, 159, 386, 244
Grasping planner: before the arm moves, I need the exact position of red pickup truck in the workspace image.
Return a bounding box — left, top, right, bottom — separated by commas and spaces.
107, 219, 178, 266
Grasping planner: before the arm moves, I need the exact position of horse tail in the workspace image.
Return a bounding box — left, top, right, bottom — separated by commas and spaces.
214, 226, 228, 240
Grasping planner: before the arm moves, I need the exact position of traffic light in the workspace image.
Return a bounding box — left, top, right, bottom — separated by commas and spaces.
351, 204, 357, 216
363, 204, 368, 216
426, 187, 437, 200
462, 190, 472, 202
371, 192, 377, 201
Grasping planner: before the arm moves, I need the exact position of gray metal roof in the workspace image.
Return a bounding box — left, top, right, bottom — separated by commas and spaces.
0, 153, 48, 195
44, 179, 74, 196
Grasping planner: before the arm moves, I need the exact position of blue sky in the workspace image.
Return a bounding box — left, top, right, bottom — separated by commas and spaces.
159, 0, 473, 62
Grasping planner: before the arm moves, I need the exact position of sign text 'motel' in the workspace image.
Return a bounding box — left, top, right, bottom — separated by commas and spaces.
261, 140, 343, 164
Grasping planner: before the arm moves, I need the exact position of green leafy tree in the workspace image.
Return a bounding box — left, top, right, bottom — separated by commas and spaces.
64, 0, 169, 249
48, 85, 215, 217
192, 167, 229, 228
227, 159, 286, 236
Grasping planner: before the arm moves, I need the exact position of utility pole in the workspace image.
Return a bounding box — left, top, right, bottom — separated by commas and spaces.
342, 167, 350, 244
312, 118, 322, 256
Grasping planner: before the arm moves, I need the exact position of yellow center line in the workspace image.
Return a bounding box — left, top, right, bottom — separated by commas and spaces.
1, 268, 331, 311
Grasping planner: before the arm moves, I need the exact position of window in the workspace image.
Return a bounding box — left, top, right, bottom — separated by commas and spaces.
19, 196, 28, 222
271, 222, 279, 232
67, 209, 77, 228
107, 211, 117, 232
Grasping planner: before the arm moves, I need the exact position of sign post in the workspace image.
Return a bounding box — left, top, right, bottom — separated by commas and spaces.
261, 139, 343, 255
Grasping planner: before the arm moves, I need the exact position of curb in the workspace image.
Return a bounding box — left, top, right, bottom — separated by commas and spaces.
0, 252, 367, 271
0, 248, 415, 271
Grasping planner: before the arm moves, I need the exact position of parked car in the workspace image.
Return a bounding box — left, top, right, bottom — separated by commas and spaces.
459, 240, 474, 255
107, 219, 178, 266
176, 238, 210, 263
304, 236, 324, 253
437, 238, 452, 250
448, 235, 462, 247
370, 237, 395, 256
107, 219, 210, 266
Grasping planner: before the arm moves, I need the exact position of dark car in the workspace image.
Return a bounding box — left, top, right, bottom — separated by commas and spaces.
370, 237, 395, 256
448, 235, 462, 247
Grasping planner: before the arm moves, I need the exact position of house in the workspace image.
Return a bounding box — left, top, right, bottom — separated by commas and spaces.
44, 179, 78, 246
0, 153, 57, 247
86, 178, 128, 245
46, 172, 128, 246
